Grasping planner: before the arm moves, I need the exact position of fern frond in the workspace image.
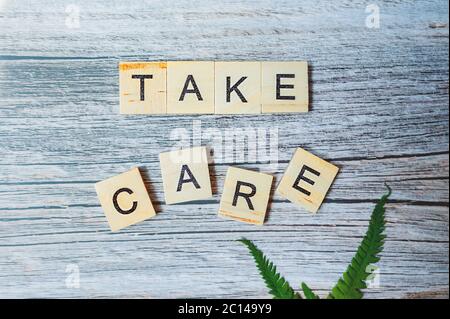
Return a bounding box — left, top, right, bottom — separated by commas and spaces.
238, 238, 300, 299
301, 282, 320, 299
328, 185, 391, 299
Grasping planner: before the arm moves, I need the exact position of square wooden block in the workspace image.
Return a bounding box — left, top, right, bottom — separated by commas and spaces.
215, 62, 261, 114
160, 146, 212, 204
261, 61, 308, 113
277, 148, 339, 213
119, 62, 167, 114
167, 61, 215, 114
95, 167, 156, 231
219, 167, 273, 225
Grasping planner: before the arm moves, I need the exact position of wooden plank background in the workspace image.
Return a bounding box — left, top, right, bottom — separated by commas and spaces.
0, 0, 448, 298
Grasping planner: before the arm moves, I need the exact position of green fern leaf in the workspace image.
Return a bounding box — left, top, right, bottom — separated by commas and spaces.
238, 238, 300, 299
328, 185, 391, 299
301, 282, 320, 299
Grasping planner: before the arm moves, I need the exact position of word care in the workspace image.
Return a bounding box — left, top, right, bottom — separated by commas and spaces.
119, 61, 309, 115
95, 147, 338, 231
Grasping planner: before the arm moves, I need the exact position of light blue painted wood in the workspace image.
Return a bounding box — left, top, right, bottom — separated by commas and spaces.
0, 0, 448, 298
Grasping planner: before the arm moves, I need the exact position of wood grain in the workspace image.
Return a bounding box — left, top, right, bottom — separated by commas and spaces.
0, 0, 448, 298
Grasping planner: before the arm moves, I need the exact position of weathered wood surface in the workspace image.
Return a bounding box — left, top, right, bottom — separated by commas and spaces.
0, 0, 448, 298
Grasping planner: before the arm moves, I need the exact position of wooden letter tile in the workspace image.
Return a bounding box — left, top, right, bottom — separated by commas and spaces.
119, 62, 167, 114
277, 148, 338, 213
218, 167, 273, 225
261, 61, 308, 113
167, 61, 215, 114
95, 167, 156, 231
215, 62, 261, 114
160, 146, 212, 204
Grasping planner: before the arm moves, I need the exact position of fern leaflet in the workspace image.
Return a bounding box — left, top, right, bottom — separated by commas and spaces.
238, 238, 300, 299
328, 185, 391, 299
301, 282, 320, 299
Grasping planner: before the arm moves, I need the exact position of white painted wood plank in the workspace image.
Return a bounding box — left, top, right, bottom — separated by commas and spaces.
0, 154, 448, 205
0, 202, 447, 299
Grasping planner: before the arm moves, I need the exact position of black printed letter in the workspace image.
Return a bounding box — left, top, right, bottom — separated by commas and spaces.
276, 74, 295, 100
233, 181, 257, 210
132, 74, 153, 101
177, 165, 201, 192
292, 165, 320, 196
179, 75, 203, 101
113, 188, 138, 215
226, 76, 247, 102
